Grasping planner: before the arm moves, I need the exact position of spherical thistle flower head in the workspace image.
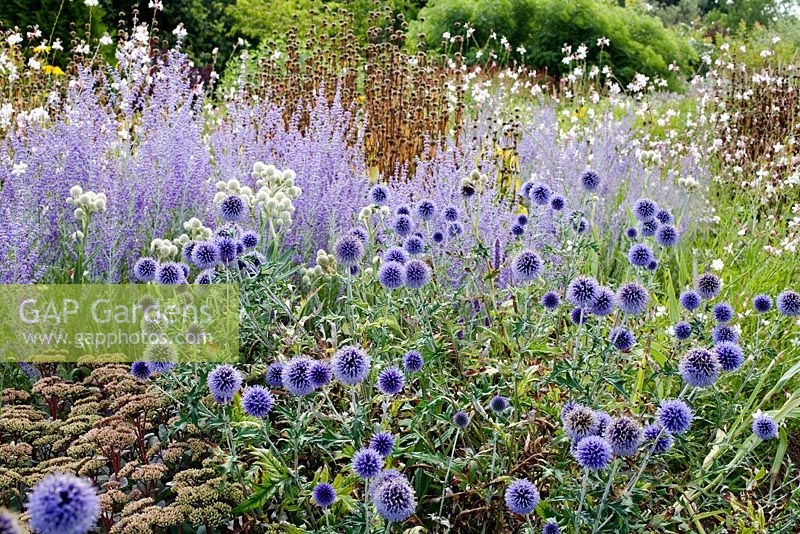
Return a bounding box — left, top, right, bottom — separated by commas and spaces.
504, 478, 540, 515
604, 416, 643, 457
753, 294, 773, 314
403, 350, 424, 373
334, 234, 364, 266
448, 222, 464, 237
594, 411, 612, 436
633, 198, 658, 222
516, 214, 529, 226
242, 386, 275, 419
567, 276, 599, 308
241, 230, 259, 249
282, 357, 315, 396
352, 448, 383, 479
640, 219, 658, 237
332, 345, 371, 386
615, 282, 650, 315
625, 227, 638, 239
628, 243, 653, 268
752, 413, 778, 440
396, 205, 411, 216
541, 291, 560, 310
191, 241, 220, 269
655, 224, 679, 247
195, 269, 213, 284
528, 182, 552, 206
378, 261, 406, 290
674, 321, 692, 341
219, 194, 246, 222
377, 367, 405, 395
511, 224, 525, 237
208, 364, 243, 404
573, 216, 589, 234
443, 206, 459, 222
679, 290, 701, 311
215, 236, 238, 264
610, 327, 635, 352
713, 302, 734, 324
0, 509, 21, 534
656, 209, 674, 225
133, 257, 157, 282
646, 260, 659, 272
369, 432, 395, 458
543, 519, 561, 534
570, 307, 589, 325
715, 341, 744, 372
393, 215, 413, 238
511, 250, 542, 283
312, 483, 336, 508
580, 170, 600, 192
369, 184, 390, 206
573, 435, 612, 470
452, 411, 470, 429
696, 273, 722, 300
432, 231, 445, 244
643, 424, 674, 454
27, 473, 100, 534
777, 290, 800, 316
266, 361, 283, 388
416, 199, 437, 221
679, 348, 721, 388
404, 236, 425, 255
590, 287, 615, 316
712, 324, 739, 344
352, 227, 369, 243
489, 395, 510, 413
155, 262, 186, 285
563, 405, 598, 440
657, 399, 693, 434
130, 361, 151, 381
309, 361, 333, 388
550, 195, 565, 211
404, 259, 431, 289
374, 476, 416, 522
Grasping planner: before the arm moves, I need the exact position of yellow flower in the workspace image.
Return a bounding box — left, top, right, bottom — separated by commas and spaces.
43, 65, 65, 76
33, 45, 51, 54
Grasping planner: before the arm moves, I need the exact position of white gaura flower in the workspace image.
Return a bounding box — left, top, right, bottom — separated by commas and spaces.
99, 34, 113, 46
7, 33, 23, 46
84, 0, 99, 6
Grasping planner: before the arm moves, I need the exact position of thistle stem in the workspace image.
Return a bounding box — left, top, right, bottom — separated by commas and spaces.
438, 428, 460, 524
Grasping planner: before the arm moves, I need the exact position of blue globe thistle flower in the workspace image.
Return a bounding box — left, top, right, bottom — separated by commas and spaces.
489, 395, 510, 413
377, 367, 405, 395
404, 236, 425, 255
215, 236, 238, 264
633, 198, 658, 221
393, 215, 413, 237
628, 243, 653, 267
352, 448, 383, 479
640, 219, 658, 237
573, 216, 589, 234
369, 184, 390, 206
235, 240, 245, 256
543, 519, 560, 534
511, 224, 525, 236
27, 473, 100, 534
504, 479, 540, 515
656, 209, 674, 225
567, 276, 599, 308
266, 361, 283, 388
752, 413, 778, 440
679, 348, 721, 388
404, 259, 431, 289
195, 269, 214, 284
647, 260, 659, 272
282, 357, 315, 396
590, 287, 615, 316
147, 362, 175, 374
219, 195, 246, 222
432, 231, 445, 244
563, 405, 598, 440
242, 386, 275, 418
191, 241, 219, 269
215, 222, 240, 239
332, 346, 371, 385
370, 432, 395, 457
452, 411, 470, 429
511, 250, 542, 283
714, 342, 744, 372
753, 294, 773, 313
604, 416, 643, 457
352, 227, 369, 243
541, 291, 560, 310
368, 469, 404, 500
443, 206, 459, 222
208, 364, 243, 404
241, 230, 259, 249
615, 282, 649, 315
594, 411, 612, 436
403, 350, 424, 372
378, 261, 406, 290
573, 436, 612, 470
396, 205, 411, 216
379, 249, 404, 270
570, 307, 589, 325
560, 400, 577, 422
312, 483, 337, 508
777, 290, 800, 316
643, 424, 673, 454
516, 214, 529, 226
416, 199, 437, 221
625, 227, 638, 239
580, 170, 600, 192
373, 475, 416, 522
712, 324, 739, 344
130, 361, 151, 381
655, 224, 678, 247
133, 257, 157, 282
674, 321, 692, 340
550, 195, 565, 211
610, 327, 635, 352
0, 510, 20, 534
309, 361, 333, 388
528, 182, 552, 205
713, 302, 734, 324
334, 234, 364, 266
657, 399, 693, 434
155, 262, 186, 285
696, 273, 722, 300
448, 222, 464, 237
679, 290, 701, 311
